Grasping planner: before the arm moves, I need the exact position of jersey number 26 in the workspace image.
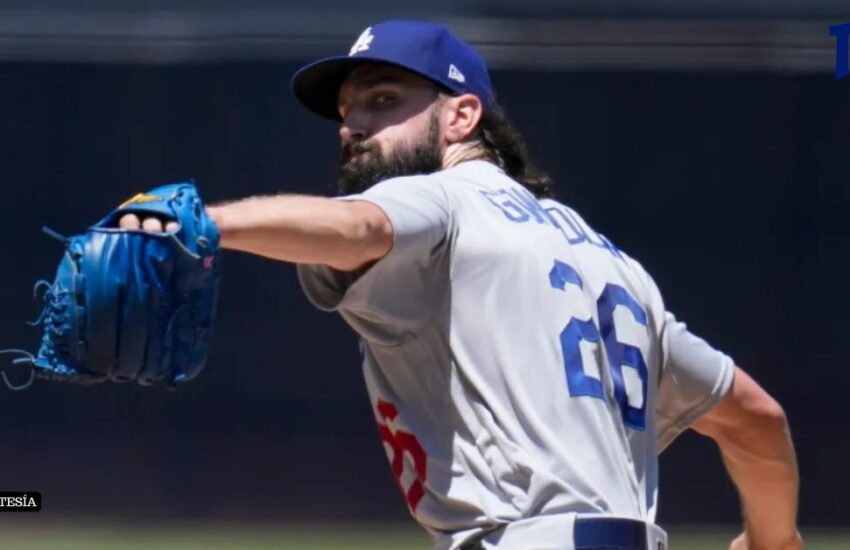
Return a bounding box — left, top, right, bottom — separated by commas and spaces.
549, 259, 649, 430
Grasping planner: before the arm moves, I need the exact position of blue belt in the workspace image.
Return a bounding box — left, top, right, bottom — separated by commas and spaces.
574, 517, 647, 549
459, 517, 649, 550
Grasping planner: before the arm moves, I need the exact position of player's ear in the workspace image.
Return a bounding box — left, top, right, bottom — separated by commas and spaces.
442, 94, 483, 144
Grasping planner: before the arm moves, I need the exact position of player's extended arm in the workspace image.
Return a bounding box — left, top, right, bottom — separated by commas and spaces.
132, 195, 390, 271
691, 367, 802, 550
122, 195, 392, 271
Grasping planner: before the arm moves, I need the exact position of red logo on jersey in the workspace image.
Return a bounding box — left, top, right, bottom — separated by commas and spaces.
375, 399, 428, 512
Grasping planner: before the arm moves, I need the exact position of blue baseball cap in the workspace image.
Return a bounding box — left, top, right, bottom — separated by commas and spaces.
291, 20, 494, 121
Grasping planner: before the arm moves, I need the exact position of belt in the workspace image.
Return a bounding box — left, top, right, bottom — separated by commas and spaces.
459, 517, 655, 550
574, 517, 648, 549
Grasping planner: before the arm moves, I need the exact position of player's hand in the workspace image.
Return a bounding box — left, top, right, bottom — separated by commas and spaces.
729, 531, 803, 550
729, 533, 748, 550
119, 213, 179, 233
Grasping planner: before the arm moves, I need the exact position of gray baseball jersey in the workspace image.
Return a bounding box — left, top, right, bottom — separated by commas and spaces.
297, 160, 734, 549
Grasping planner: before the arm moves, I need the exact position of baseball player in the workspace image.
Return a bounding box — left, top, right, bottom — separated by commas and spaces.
122, 20, 801, 550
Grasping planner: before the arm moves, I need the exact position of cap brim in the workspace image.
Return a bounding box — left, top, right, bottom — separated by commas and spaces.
292, 55, 458, 122
291, 56, 374, 121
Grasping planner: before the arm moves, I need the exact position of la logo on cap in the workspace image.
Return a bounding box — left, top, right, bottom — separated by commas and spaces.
349, 27, 374, 56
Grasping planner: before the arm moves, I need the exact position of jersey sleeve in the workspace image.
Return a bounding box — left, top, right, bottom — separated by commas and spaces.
655, 312, 735, 451
297, 174, 453, 342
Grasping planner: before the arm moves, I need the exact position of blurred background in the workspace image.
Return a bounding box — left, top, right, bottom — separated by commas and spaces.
0, 0, 848, 548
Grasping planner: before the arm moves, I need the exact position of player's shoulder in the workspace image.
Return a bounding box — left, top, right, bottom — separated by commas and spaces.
350, 171, 450, 206
540, 195, 663, 297
437, 159, 515, 189
359, 160, 511, 203
367, 171, 437, 190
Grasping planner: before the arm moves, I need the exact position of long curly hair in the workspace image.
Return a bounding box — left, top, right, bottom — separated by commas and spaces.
474, 102, 554, 199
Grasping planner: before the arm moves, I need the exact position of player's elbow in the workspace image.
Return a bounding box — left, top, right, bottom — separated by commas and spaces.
327, 201, 393, 272
695, 367, 789, 444
752, 395, 787, 429
735, 395, 789, 446
733, 375, 788, 437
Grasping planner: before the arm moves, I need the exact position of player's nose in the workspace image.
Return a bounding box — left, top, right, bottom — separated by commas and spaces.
339, 125, 366, 144
339, 113, 368, 143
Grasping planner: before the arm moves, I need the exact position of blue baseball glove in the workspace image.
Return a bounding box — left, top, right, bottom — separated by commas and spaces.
2, 182, 221, 389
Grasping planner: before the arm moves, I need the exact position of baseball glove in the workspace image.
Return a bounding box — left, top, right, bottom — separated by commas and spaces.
1, 182, 221, 390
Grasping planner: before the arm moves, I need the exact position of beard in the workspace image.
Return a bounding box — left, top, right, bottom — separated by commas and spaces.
336, 113, 442, 195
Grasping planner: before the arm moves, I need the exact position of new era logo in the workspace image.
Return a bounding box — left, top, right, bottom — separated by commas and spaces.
349, 27, 374, 56
448, 64, 466, 83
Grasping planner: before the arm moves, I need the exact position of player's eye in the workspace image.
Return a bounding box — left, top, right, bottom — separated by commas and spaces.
371, 91, 398, 110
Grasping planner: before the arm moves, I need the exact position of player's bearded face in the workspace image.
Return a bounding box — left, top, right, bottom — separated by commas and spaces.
337, 108, 442, 195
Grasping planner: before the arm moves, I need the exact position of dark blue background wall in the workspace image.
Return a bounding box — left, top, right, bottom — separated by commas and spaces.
0, 63, 847, 527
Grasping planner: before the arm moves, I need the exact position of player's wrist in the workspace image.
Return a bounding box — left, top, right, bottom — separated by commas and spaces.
206, 205, 225, 229
206, 204, 235, 247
